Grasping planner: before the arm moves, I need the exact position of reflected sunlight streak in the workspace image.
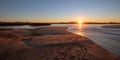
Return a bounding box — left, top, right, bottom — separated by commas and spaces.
75, 32, 84, 36
78, 20, 83, 29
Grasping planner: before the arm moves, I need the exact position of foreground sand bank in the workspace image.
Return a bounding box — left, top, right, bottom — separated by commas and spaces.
0, 27, 119, 60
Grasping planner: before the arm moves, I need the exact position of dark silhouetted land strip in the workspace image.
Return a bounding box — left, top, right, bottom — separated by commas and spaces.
0, 22, 120, 26
0, 22, 51, 26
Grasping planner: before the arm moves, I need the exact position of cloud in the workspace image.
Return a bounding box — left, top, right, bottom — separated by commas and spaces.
96, 8, 103, 12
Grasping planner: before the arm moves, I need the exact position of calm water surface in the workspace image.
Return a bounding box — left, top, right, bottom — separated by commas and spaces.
49, 24, 120, 56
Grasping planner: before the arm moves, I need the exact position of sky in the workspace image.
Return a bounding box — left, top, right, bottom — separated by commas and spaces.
0, 0, 120, 23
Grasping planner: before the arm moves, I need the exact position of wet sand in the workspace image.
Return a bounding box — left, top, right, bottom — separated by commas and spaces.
0, 27, 119, 60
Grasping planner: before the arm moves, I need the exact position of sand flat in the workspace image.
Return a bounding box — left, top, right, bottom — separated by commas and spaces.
0, 27, 119, 60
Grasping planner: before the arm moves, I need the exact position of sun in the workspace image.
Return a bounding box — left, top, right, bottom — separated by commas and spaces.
78, 20, 82, 24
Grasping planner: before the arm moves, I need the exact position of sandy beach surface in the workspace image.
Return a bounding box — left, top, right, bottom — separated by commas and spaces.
0, 27, 119, 60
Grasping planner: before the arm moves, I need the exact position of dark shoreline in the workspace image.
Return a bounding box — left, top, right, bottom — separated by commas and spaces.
0, 22, 120, 26
0, 22, 51, 26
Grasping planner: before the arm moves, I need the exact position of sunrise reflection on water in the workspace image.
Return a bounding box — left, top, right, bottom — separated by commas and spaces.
78, 20, 82, 29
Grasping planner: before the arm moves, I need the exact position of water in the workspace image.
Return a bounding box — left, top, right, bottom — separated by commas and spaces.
67, 24, 120, 56
0, 25, 51, 29
50, 24, 120, 56
0, 24, 120, 56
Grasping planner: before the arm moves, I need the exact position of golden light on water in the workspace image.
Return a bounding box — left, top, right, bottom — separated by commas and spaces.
75, 20, 84, 36
75, 31, 84, 36
78, 20, 83, 29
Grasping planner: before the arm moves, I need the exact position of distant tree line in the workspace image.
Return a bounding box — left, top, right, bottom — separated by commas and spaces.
0, 22, 51, 26
51, 22, 120, 24
0, 21, 119, 26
